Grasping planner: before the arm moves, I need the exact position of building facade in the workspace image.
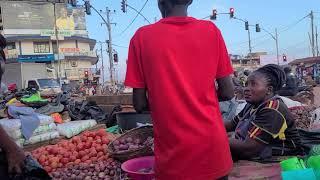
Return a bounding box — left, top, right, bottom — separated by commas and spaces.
0, 0, 98, 83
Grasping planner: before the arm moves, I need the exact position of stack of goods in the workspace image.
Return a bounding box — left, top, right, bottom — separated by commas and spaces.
51, 160, 121, 180
56, 120, 97, 138
0, 114, 59, 146
31, 129, 112, 174
289, 106, 317, 130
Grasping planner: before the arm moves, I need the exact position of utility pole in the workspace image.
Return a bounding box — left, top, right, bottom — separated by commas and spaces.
311, 11, 315, 57
105, 7, 115, 91
53, 3, 62, 84
316, 26, 319, 56
99, 42, 105, 85
275, 28, 280, 65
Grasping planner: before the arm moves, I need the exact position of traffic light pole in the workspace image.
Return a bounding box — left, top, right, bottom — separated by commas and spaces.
105, 7, 115, 92
260, 27, 280, 65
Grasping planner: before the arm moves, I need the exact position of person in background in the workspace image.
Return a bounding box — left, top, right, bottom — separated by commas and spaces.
278, 66, 298, 96
232, 71, 241, 87
0, 34, 26, 177
125, 0, 234, 179
225, 65, 304, 161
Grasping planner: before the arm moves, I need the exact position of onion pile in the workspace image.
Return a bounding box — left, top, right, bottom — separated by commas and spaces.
113, 136, 153, 153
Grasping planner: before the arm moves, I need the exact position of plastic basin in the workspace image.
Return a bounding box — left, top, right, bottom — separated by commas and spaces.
121, 156, 155, 180
280, 157, 306, 171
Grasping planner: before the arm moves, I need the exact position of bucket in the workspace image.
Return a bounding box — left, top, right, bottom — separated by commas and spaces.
121, 156, 155, 180
282, 168, 317, 180
116, 112, 152, 131
307, 156, 320, 170
280, 157, 306, 171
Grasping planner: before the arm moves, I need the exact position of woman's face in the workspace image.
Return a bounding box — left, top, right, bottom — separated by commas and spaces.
244, 71, 272, 105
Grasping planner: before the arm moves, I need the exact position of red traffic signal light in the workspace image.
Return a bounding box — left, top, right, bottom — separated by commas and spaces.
211, 9, 217, 20
84, 71, 89, 77
283, 55, 287, 62
230, 8, 235, 18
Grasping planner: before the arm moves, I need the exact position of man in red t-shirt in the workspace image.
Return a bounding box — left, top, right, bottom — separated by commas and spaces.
125, 0, 234, 179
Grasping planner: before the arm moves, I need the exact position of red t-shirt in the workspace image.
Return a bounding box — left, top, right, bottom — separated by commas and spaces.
125, 17, 233, 180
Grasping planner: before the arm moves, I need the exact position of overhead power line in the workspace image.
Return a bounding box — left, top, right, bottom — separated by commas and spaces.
112, 44, 129, 49
117, 0, 149, 37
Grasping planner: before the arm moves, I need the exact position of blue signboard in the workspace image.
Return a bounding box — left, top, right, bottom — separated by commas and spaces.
18, 54, 55, 62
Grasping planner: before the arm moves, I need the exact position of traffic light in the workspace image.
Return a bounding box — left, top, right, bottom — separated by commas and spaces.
84, 1, 91, 15
210, 9, 217, 20
245, 21, 249, 30
84, 71, 89, 77
121, 0, 127, 13
69, 0, 77, 7
113, 53, 119, 63
283, 55, 287, 62
229, 8, 235, 18
255, 24, 261, 32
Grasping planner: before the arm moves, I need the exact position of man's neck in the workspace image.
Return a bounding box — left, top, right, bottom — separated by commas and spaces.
166, 5, 188, 17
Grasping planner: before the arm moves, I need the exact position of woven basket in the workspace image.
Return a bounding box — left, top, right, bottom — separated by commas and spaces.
107, 125, 154, 162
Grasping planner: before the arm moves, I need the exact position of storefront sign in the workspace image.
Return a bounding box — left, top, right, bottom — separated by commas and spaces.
60, 48, 80, 53
40, 30, 73, 37
18, 54, 55, 62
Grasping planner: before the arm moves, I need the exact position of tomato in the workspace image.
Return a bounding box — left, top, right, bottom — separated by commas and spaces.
101, 137, 110, 145
97, 156, 104, 161
51, 157, 60, 163
58, 163, 63, 168
51, 162, 58, 169
95, 139, 102, 144
39, 155, 46, 164
80, 135, 88, 142
74, 159, 81, 164
78, 150, 86, 158
44, 166, 52, 173
85, 159, 92, 164
76, 143, 84, 151
97, 152, 104, 157
70, 155, 77, 162
91, 157, 98, 162
88, 137, 94, 142
81, 155, 89, 162
66, 162, 74, 167
96, 129, 107, 137
61, 158, 69, 165
85, 142, 92, 149
72, 137, 81, 143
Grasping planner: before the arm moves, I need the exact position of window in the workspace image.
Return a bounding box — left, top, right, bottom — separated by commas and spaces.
34, 42, 50, 53
52, 41, 58, 54
7, 42, 16, 50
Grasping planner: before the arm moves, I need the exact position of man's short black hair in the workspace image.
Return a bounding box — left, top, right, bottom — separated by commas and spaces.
169, 0, 192, 5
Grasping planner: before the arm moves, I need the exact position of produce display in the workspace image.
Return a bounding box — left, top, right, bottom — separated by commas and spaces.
113, 136, 153, 153
51, 159, 121, 180
289, 106, 317, 130
31, 129, 111, 174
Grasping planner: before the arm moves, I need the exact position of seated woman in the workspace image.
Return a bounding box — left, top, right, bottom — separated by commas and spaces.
225, 64, 305, 161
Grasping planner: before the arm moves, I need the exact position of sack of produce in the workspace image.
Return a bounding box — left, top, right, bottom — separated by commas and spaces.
24, 131, 60, 145
6, 123, 57, 140
108, 125, 154, 162
57, 120, 97, 138
37, 114, 54, 125
0, 119, 21, 131
289, 106, 317, 130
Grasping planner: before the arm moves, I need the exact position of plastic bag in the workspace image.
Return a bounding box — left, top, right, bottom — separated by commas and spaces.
0, 119, 21, 131
6, 123, 57, 140
24, 131, 59, 145
15, 138, 25, 147
57, 120, 97, 138
37, 114, 54, 125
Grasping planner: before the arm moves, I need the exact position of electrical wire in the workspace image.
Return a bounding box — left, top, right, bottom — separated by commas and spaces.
117, 0, 149, 37
112, 44, 128, 49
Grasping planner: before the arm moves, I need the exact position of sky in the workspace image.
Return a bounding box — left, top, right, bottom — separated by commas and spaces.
85, 0, 320, 81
